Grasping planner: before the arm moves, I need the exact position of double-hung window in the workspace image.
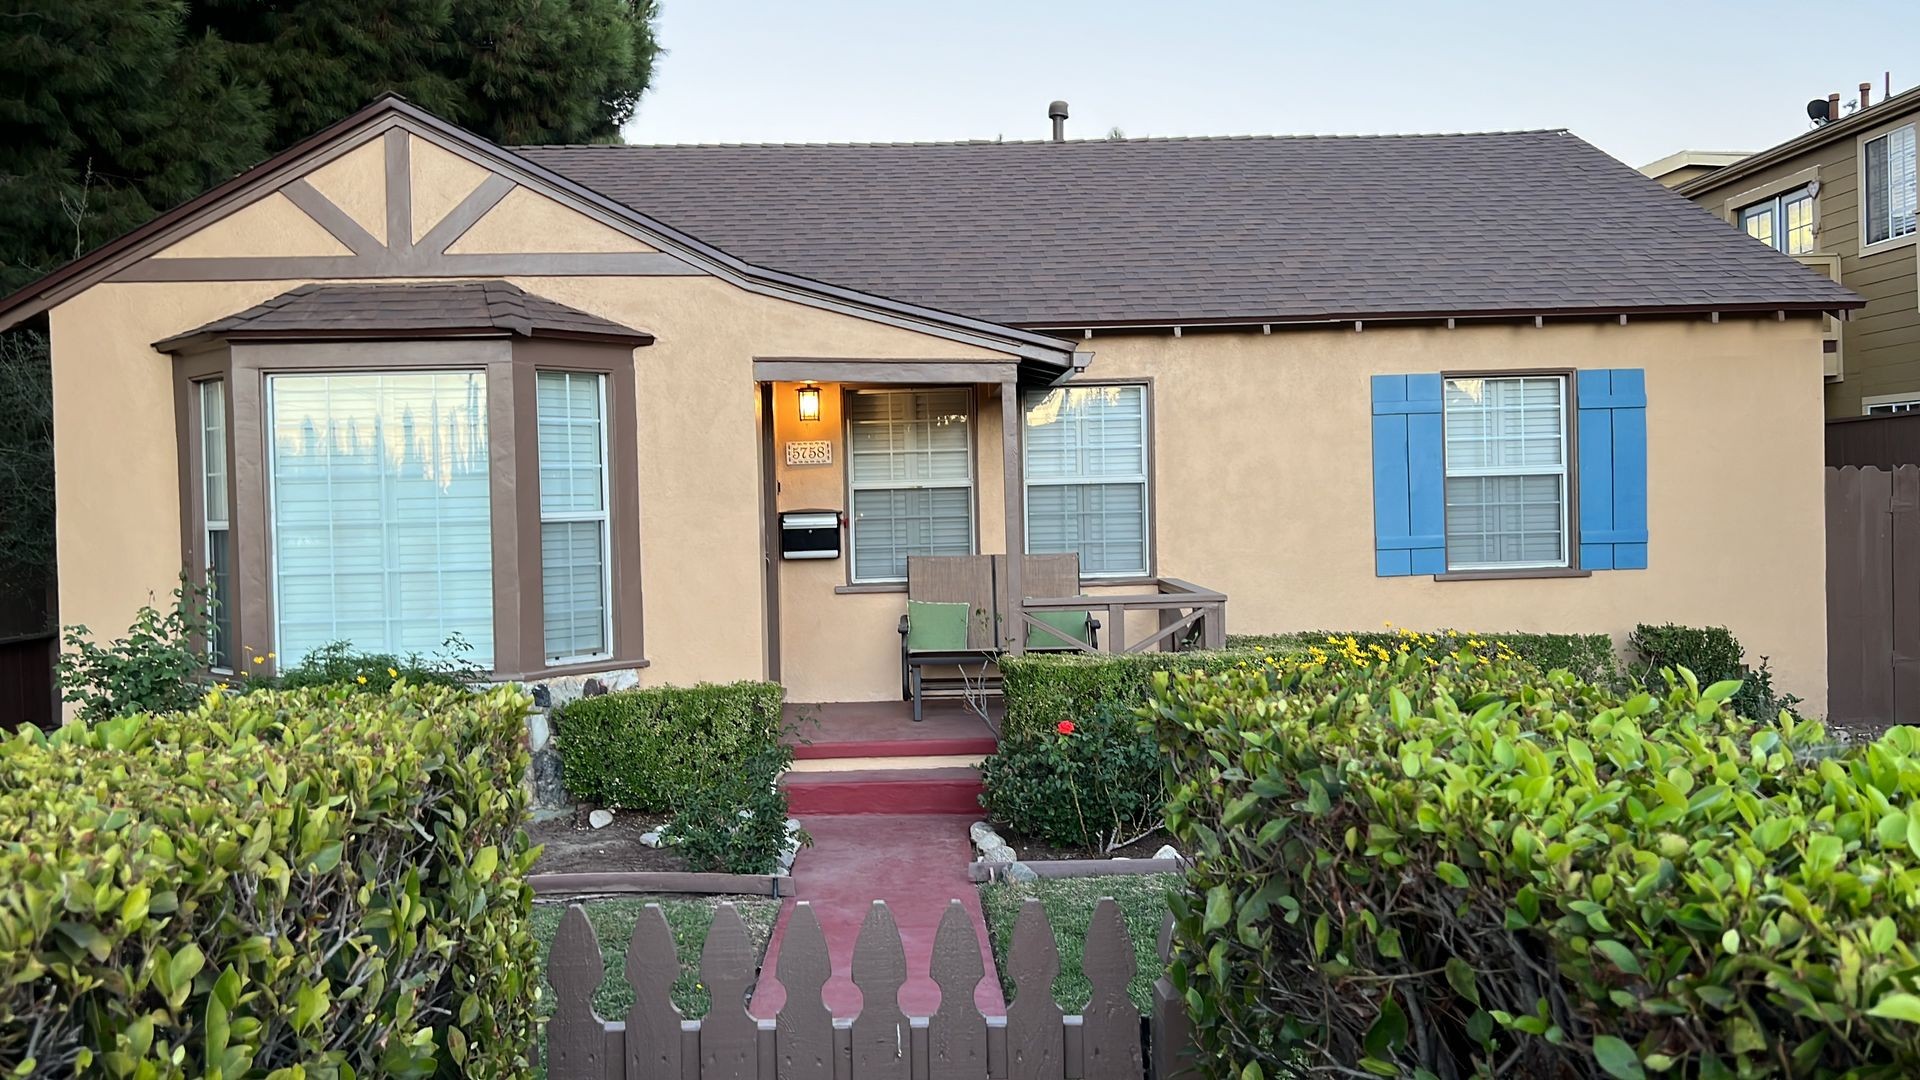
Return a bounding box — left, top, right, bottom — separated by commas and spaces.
1442, 375, 1569, 571
1739, 185, 1816, 254
1023, 384, 1150, 577
198, 380, 233, 669
267, 372, 495, 667
846, 388, 973, 583
537, 371, 612, 662
1864, 124, 1918, 247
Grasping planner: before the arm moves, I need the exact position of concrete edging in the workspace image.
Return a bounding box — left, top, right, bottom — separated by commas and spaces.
967, 857, 1184, 883
530, 870, 795, 898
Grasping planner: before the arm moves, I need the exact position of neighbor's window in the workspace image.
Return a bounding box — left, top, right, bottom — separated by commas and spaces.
1442, 375, 1569, 571
199, 379, 233, 670
1864, 124, 1918, 246
847, 388, 973, 582
267, 372, 494, 666
1023, 384, 1149, 577
1865, 397, 1920, 416
1739, 185, 1816, 254
537, 371, 611, 662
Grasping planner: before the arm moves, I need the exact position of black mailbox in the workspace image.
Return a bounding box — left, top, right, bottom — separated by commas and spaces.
779, 510, 842, 560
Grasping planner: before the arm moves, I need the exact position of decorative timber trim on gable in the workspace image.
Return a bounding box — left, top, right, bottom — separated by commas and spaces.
0, 94, 1076, 371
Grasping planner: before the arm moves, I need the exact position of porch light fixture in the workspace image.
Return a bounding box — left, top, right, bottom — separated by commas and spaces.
796, 384, 822, 422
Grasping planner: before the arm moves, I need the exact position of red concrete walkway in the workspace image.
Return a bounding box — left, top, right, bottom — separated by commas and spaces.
749, 814, 1005, 1019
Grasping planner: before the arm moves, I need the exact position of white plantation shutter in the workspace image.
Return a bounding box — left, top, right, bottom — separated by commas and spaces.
847, 389, 973, 582
538, 371, 611, 661
1022, 384, 1149, 576
1866, 125, 1918, 245
1441, 376, 1568, 570
268, 372, 493, 666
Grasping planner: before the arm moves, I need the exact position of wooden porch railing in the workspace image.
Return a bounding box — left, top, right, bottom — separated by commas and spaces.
545, 897, 1199, 1079
1020, 578, 1226, 655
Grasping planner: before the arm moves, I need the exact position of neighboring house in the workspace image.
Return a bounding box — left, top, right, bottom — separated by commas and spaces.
0, 96, 1858, 712
1639, 150, 1750, 189
1666, 84, 1920, 418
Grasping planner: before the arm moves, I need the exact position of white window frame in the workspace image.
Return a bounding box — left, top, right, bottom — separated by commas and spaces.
537, 370, 614, 664
1862, 393, 1920, 416
199, 378, 232, 672
845, 387, 976, 585
1739, 185, 1816, 255
1860, 121, 1919, 255
1021, 382, 1152, 579
264, 368, 495, 668
1441, 374, 1571, 572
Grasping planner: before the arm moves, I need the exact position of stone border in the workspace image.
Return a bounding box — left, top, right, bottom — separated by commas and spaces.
967, 858, 1184, 884
530, 871, 795, 898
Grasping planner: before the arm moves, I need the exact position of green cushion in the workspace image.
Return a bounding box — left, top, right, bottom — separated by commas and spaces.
1027, 610, 1092, 650
906, 601, 971, 652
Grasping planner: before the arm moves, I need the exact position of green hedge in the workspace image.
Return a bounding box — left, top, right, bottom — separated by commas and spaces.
1149, 643, 1920, 1078
979, 700, 1165, 852
0, 683, 539, 1077
998, 648, 1275, 745
1629, 622, 1800, 720
1229, 628, 1620, 685
554, 681, 785, 812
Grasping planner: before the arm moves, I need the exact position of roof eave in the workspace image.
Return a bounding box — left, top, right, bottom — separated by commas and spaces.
1674, 85, 1920, 197
1020, 299, 1865, 332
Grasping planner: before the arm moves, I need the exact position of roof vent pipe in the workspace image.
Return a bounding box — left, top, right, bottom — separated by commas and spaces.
1861, 81, 1873, 110
1048, 100, 1069, 142
1829, 93, 1841, 122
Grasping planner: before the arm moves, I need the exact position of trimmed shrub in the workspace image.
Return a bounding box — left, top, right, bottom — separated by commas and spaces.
1149, 638, 1920, 1078
998, 647, 1276, 745
979, 701, 1165, 852
1230, 628, 1621, 686
555, 680, 785, 812
667, 742, 808, 874
0, 682, 540, 1076
259, 636, 486, 692
1630, 622, 1801, 721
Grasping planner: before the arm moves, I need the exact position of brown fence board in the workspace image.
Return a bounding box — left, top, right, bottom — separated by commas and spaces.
1825, 465, 1920, 732
1895, 468, 1920, 726
541, 895, 1193, 1079
1829, 412, 1920, 469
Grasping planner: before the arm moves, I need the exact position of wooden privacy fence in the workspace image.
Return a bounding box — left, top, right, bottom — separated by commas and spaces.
1828, 465, 1920, 730
546, 897, 1199, 1079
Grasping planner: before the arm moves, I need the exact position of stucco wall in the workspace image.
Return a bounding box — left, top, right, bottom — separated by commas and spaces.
1081, 318, 1830, 710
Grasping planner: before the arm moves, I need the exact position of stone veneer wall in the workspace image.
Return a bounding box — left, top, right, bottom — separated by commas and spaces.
518, 667, 644, 811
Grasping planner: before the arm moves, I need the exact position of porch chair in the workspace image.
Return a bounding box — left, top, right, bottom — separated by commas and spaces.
898, 553, 1098, 721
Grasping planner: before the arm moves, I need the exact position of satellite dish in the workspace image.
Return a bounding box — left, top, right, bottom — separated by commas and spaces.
1808, 98, 1831, 122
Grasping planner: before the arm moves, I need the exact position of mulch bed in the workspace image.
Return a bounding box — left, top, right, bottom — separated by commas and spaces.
992, 827, 1179, 863
528, 807, 689, 875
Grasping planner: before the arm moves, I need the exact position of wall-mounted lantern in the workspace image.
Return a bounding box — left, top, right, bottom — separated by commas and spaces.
796, 384, 822, 422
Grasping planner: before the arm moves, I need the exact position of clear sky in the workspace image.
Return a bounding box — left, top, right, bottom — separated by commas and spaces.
621, 0, 1916, 168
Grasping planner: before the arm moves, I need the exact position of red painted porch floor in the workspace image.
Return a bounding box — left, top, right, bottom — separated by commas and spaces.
783, 699, 1001, 759
749, 813, 1005, 1019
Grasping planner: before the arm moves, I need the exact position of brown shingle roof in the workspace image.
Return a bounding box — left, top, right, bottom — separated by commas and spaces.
520, 130, 1861, 327
154, 281, 654, 351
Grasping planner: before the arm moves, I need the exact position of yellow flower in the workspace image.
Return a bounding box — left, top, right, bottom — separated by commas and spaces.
388, 667, 400, 679
252, 656, 266, 665
356, 675, 368, 685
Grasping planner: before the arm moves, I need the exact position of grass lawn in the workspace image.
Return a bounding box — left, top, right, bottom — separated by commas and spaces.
977, 874, 1179, 1012
530, 894, 782, 1020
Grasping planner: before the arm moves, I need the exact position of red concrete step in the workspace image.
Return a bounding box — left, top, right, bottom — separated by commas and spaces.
782, 767, 984, 816
792, 735, 998, 761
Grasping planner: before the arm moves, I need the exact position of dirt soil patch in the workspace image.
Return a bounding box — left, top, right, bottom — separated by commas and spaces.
528, 807, 689, 874
994, 826, 1179, 863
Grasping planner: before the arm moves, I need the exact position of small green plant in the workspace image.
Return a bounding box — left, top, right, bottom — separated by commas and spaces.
666, 743, 807, 874
56, 579, 212, 721
979, 702, 1164, 852
258, 634, 486, 692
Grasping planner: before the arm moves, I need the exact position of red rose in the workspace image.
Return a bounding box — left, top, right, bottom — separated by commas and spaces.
1057, 721, 1076, 735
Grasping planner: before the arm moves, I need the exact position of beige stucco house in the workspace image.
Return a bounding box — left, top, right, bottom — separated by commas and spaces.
0, 97, 1860, 712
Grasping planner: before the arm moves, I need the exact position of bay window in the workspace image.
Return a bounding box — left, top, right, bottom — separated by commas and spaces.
267, 372, 495, 667
1442, 375, 1569, 571
846, 388, 974, 583
537, 371, 611, 662
1739, 185, 1816, 255
1023, 383, 1150, 577
198, 379, 233, 669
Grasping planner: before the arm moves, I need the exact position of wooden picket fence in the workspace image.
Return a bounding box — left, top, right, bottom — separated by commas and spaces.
545, 897, 1200, 1079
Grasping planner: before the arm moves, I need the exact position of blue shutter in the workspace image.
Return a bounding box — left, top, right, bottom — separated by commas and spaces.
1371, 374, 1446, 576
1577, 369, 1648, 570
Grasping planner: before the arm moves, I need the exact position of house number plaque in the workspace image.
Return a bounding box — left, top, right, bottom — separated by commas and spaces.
785, 440, 832, 466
